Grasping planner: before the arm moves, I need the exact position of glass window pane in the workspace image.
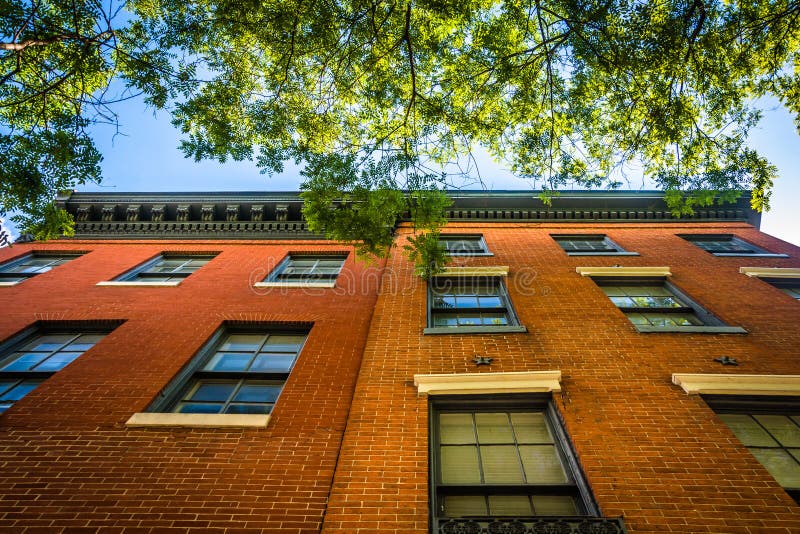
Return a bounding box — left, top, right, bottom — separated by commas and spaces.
0, 380, 17, 395
1, 353, 48, 371
64, 334, 105, 351
477, 297, 502, 308
754, 415, 800, 447
454, 296, 479, 308
233, 383, 282, 403
749, 448, 800, 487
481, 314, 508, 325
475, 413, 514, 443
263, 335, 305, 352
177, 403, 222, 414
188, 382, 236, 402
0, 380, 42, 401
532, 496, 578, 515
519, 445, 568, 483
719, 414, 778, 446
204, 352, 253, 371
440, 414, 475, 444
251, 353, 296, 372
481, 445, 523, 483
0, 403, 12, 413
32, 352, 81, 371
22, 334, 73, 351
219, 334, 264, 351
441, 446, 481, 484
225, 404, 272, 414
433, 314, 459, 327
488, 495, 532, 516
511, 413, 553, 443
443, 496, 487, 517
457, 315, 483, 326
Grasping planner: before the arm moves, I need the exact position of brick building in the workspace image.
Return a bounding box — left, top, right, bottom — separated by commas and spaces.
0, 190, 798, 533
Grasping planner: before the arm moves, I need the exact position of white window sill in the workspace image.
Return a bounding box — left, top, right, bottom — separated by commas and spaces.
740, 267, 800, 278
672, 374, 800, 396
713, 253, 789, 258
424, 325, 528, 335
576, 266, 671, 277
634, 325, 747, 334
126, 412, 270, 428
0, 281, 22, 286
97, 281, 182, 287
414, 370, 561, 396
253, 281, 336, 288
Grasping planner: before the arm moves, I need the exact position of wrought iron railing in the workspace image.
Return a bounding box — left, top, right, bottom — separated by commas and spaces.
436, 516, 627, 534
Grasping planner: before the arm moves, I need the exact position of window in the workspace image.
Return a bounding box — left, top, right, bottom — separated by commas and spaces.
438, 235, 491, 256
679, 234, 787, 257
707, 397, 800, 504
431, 396, 599, 532
552, 235, 636, 255
591, 276, 744, 333
0, 329, 111, 413
427, 277, 524, 333
761, 278, 800, 300
265, 254, 346, 285
115, 253, 215, 283
151, 328, 307, 415
0, 252, 83, 284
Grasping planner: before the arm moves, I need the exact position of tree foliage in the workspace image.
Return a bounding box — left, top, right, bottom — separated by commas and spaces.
2, 1, 800, 270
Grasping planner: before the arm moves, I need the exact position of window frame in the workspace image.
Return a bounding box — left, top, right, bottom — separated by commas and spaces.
0, 251, 84, 285
759, 277, 800, 300
147, 325, 310, 415
110, 252, 217, 284
429, 394, 599, 532
424, 276, 526, 335
704, 395, 800, 504
260, 253, 348, 287
0, 322, 117, 414
590, 276, 746, 334
438, 235, 493, 257
679, 234, 788, 257
551, 234, 638, 256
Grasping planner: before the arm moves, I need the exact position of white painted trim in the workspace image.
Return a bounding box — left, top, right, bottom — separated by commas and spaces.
97, 281, 182, 287
739, 267, 800, 279
413, 370, 561, 396
436, 266, 509, 277
126, 412, 271, 428
576, 266, 671, 277
253, 281, 336, 288
0, 281, 22, 286
672, 374, 800, 396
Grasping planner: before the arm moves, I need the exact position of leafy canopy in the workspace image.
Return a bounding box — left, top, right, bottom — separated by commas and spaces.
2, 0, 800, 272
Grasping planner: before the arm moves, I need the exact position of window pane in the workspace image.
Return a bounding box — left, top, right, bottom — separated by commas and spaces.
32, 352, 81, 371
263, 335, 305, 352
177, 403, 222, 414
749, 448, 800, 487
441, 446, 481, 483
477, 296, 502, 308
233, 383, 282, 403
251, 353, 296, 372
454, 296, 479, 308
440, 414, 475, 444
475, 413, 514, 443
442, 496, 487, 517
0, 380, 42, 401
225, 404, 272, 414
754, 415, 800, 447
64, 334, 104, 351
481, 445, 523, 483
457, 315, 483, 326
188, 382, 236, 402
511, 413, 553, 443
22, 334, 73, 351
432, 315, 459, 327
204, 352, 253, 371
532, 496, 578, 515
0, 403, 12, 413
519, 445, 568, 483
481, 314, 508, 325
219, 334, 264, 351
488, 495, 532, 516
719, 414, 778, 446
1, 352, 48, 371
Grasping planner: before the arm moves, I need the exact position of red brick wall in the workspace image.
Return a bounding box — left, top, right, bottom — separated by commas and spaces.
0, 240, 384, 533
322, 222, 800, 534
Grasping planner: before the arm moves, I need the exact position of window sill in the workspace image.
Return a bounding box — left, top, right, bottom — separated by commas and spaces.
566, 252, 639, 256
447, 252, 494, 257
0, 281, 22, 286
423, 325, 528, 335
634, 325, 747, 334
97, 281, 182, 287
253, 281, 336, 288
125, 412, 270, 428
672, 373, 800, 395
713, 253, 790, 258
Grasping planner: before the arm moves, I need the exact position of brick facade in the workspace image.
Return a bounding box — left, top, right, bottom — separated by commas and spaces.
1, 197, 799, 533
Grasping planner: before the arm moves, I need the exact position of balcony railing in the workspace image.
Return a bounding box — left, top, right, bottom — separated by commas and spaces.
436, 516, 628, 534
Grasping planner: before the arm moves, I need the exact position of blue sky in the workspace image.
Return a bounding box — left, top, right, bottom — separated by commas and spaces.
4, 94, 798, 246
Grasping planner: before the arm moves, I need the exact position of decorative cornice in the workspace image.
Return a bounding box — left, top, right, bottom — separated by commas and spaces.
672, 373, 800, 395
413, 370, 561, 396
56, 190, 758, 240
739, 267, 800, 278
